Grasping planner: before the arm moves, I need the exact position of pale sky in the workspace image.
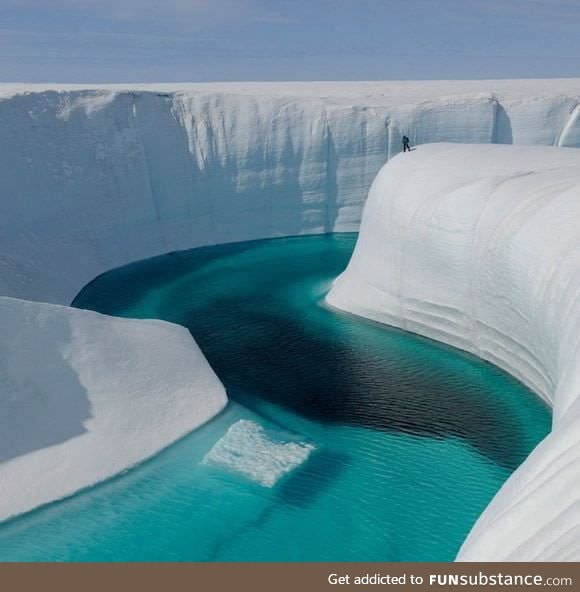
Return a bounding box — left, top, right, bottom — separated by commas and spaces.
1, 0, 579, 82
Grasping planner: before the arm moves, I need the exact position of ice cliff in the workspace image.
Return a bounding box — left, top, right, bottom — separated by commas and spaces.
327, 143, 580, 561
1, 81, 580, 544
0, 296, 227, 521
1, 80, 580, 304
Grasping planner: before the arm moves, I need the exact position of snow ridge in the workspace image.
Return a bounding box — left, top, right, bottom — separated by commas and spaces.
327, 143, 580, 561
0, 297, 227, 522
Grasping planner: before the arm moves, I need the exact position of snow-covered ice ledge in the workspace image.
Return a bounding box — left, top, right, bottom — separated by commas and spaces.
327, 143, 580, 561
0, 297, 227, 522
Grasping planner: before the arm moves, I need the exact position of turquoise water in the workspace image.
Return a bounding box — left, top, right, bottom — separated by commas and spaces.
0, 234, 551, 561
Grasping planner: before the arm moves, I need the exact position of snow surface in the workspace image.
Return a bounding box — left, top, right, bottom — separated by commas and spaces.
327, 143, 580, 561
1, 80, 580, 304
0, 296, 227, 522
2, 81, 580, 549
202, 420, 314, 487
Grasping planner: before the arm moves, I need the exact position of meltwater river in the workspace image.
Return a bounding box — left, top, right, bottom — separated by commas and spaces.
0, 234, 550, 561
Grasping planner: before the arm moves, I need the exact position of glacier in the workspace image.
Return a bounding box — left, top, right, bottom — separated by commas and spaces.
1, 80, 580, 304
0, 296, 227, 522
327, 143, 580, 561
1, 81, 580, 553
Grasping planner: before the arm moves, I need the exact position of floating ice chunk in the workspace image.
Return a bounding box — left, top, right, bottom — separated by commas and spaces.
202, 420, 315, 487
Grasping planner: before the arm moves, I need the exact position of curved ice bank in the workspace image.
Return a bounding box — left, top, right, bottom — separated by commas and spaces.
0, 296, 227, 522
1, 79, 580, 304
327, 143, 580, 561
1, 79, 580, 545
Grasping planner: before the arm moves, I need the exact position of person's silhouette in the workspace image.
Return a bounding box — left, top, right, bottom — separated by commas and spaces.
402, 135, 411, 152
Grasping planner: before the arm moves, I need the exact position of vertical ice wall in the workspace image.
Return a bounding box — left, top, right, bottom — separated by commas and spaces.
327, 143, 580, 561
1, 82, 579, 304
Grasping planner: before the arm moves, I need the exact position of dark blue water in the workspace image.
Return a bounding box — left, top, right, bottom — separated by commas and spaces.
0, 234, 551, 561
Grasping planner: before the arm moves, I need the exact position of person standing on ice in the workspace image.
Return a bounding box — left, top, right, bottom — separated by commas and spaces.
402, 135, 411, 152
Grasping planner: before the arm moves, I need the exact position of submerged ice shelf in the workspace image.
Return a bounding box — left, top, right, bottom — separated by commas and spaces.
327, 143, 580, 561
202, 420, 315, 488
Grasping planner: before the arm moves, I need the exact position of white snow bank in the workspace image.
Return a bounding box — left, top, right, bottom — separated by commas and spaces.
0, 296, 227, 522
327, 143, 580, 561
202, 419, 314, 487
1, 80, 580, 304
2, 80, 580, 545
